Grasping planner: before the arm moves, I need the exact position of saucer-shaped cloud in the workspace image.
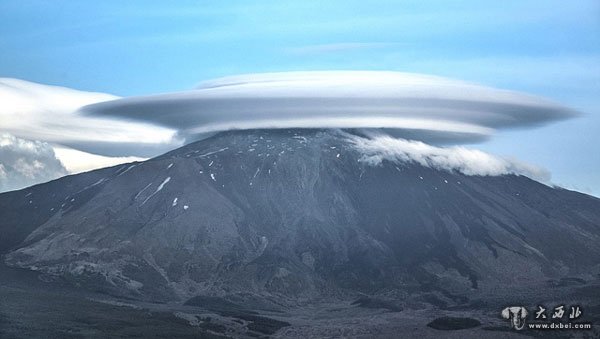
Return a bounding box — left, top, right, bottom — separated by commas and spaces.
81, 71, 577, 144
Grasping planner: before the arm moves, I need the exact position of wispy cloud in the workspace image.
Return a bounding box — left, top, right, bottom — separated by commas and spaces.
284, 42, 398, 55
52, 147, 145, 175
348, 132, 550, 181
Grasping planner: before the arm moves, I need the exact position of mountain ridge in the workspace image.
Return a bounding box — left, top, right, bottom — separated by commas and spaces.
1, 129, 599, 307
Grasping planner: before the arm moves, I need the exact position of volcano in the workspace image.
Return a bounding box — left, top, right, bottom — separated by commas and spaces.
1, 129, 599, 337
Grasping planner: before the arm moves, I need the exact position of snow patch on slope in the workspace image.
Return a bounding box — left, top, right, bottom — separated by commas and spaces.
141, 177, 171, 205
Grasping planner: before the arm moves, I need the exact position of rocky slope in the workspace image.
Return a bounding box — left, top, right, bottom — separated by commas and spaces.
1, 129, 599, 305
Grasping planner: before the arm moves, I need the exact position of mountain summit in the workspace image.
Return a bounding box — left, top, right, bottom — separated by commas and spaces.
1, 129, 599, 307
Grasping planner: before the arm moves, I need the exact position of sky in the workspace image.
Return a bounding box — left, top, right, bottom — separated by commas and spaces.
0, 0, 598, 194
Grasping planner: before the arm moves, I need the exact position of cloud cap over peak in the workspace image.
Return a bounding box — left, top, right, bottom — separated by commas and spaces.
81, 71, 578, 144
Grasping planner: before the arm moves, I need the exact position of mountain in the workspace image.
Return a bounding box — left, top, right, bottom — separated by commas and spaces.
1, 129, 600, 309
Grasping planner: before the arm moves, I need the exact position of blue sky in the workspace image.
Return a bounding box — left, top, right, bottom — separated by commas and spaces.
1, 0, 599, 194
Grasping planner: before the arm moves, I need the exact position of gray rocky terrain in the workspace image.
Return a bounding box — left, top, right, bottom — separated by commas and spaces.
1, 129, 599, 338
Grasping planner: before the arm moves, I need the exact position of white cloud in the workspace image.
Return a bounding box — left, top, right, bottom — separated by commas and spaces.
0, 78, 181, 191
52, 147, 145, 174
0, 72, 577, 191
0, 133, 68, 192
0, 78, 180, 157
348, 132, 550, 181
82, 71, 576, 145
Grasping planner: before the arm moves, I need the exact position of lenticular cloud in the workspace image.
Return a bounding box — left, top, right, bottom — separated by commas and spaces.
1, 72, 578, 191
81, 71, 577, 144
0, 78, 178, 157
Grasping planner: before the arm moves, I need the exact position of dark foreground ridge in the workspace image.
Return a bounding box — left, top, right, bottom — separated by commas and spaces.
1, 129, 599, 337
427, 316, 481, 330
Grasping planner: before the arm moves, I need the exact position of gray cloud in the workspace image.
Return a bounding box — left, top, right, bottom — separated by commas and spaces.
81, 71, 577, 145
0, 133, 68, 192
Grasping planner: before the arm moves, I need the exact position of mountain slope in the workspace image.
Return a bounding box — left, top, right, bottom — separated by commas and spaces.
1, 129, 599, 304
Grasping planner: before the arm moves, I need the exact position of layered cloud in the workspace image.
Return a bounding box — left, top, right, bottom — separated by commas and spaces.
1, 72, 578, 191
0, 78, 179, 191
81, 71, 577, 144
0, 78, 179, 157
347, 132, 550, 181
